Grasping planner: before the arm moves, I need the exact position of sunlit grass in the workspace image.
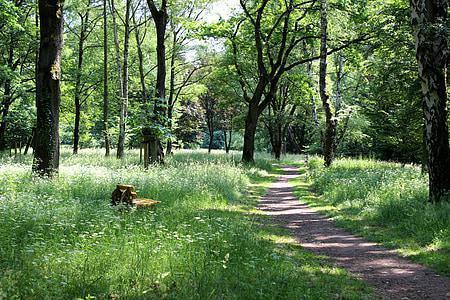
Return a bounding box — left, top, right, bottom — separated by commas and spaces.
0, 149, 371, 299
296, 156, 450, 275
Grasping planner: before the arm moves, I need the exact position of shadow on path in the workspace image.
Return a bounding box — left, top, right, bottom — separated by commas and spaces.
258, 166, 450, 300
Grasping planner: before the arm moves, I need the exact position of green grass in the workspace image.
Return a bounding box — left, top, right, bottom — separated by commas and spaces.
293, 156, 450, 275
0, 149, 371, 299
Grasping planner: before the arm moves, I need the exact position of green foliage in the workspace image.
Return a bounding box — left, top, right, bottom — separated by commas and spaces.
305, 157, 450, 275
0, 150, 371, 299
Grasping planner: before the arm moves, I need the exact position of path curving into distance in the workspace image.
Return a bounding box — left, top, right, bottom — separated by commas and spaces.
258, 165, 450, 300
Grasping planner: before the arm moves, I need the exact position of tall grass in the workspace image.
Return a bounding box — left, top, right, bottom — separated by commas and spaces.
307, 156, 450, 275
0, 150, 370, 299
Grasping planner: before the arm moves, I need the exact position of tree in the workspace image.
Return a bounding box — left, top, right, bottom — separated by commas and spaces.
146, 0, 168, 163
411, 0, 450, 202
116, 0, 132, 159
71, 0, 93, 154
33, 0, 64, 176
199, 90, 217, 153
0, 0, 36, 152
103, 0, 110, 156
319, 0, 337, 167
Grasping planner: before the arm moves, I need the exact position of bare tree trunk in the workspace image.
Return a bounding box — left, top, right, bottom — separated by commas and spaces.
117, 0, 131, 159
305, 45, 319, 129
411, 0, 450, 202
73, 2, 90, 155
103, 0, 110, 156
320, 0, 337, 167
334, 53, 344, 112
166, 30, 177, 155
110, 0, 123, 98
133, 13, 148, 104
33, 0, 63, 176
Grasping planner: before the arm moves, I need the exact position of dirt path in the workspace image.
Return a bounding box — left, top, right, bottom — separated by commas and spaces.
258, 165, 450, 300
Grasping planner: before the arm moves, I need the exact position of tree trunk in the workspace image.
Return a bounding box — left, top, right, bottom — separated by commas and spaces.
334, 53, 344, 112
166, 31, 177, 155
306, 52, 319, 129
73, 100, 81, 154
411, 0, 450, 202
208, 131, 214, 153
103, 0, 110, 156
320, 0, 337, 167
72, 1, 90, 155
117, 0, 131, 159
153, 20, 167, 117
147, 0, 168, 163
33, 0, 63, 176
133, 14, 148, 104
242, 101, 260, 163
166, 106, 173, 155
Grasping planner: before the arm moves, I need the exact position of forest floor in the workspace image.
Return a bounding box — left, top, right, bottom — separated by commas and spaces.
259, 165, 450, 299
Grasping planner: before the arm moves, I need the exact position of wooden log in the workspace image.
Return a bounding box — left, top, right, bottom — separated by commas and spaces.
133, 198, 160, 208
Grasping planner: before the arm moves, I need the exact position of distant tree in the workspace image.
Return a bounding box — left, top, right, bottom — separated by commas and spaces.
174, 99, 204, 148
33, 0, 64, 176
199, 91, 217, 153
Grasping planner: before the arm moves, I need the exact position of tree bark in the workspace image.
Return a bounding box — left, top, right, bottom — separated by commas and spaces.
320, 0, 337, 167
116, 0, 131, 159
411, 0, 450, 202
103, 0, 110, 156
33, 0, 63, 176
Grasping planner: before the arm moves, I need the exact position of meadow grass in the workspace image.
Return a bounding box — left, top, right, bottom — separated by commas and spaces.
0, 149, 371, 299
297, 156, 450, 275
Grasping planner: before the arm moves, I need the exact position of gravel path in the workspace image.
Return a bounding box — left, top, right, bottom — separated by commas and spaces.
258, 165, 450, 300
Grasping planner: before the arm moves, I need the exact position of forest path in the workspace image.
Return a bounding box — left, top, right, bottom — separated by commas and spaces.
258, 165, 450, 300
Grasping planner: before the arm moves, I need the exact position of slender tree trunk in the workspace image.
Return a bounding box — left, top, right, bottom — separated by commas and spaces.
208, 129, 214, 153
166, 31, 177, 155
73, 6, 89, 155
133, 14, 148, 104
117, 0, 131, 159
306, 58, 319, 129
166, 106, 173, 154
110, 0, 123, 98
33, 0, 63, 176
320, 0, 337, 167
334, 53, 344, 112
223, 128, 232, 154
411, 0, 450, 202
103, 0, 110, 156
